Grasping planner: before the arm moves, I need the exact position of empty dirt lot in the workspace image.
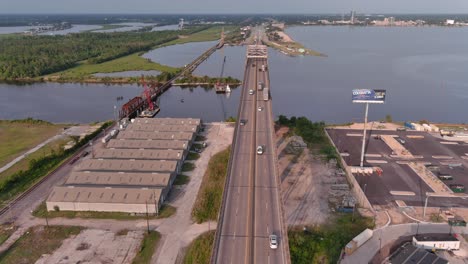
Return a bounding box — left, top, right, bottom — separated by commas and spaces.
277, 127, 353, 226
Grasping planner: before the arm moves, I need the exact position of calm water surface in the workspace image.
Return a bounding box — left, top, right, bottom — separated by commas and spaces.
2, 26, 468, 123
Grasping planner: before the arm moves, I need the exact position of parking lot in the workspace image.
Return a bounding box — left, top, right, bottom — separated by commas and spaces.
327, 128, 468, 208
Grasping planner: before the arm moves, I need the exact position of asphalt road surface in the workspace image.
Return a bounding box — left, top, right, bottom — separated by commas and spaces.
215, 56, 288, 263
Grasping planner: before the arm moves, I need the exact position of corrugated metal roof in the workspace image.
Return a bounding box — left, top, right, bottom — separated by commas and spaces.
117, 131, 193, 140
47, 186, 162, 204
93, 149, 183, 160
127, 123, 198, 133
133, 117, 201, 125
107, 139, 189, 150
65, 171, 172, 187
77, 159, 177, 173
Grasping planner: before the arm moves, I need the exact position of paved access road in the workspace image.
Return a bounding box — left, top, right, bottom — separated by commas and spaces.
215, 54, 289, 263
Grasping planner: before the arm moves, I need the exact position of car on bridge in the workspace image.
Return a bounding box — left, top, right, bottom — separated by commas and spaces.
257, 145, 264, 155
257, 106, 263, 112
240, 119, 247, 126
269, 234, 278, 249
249, 89, 254, 95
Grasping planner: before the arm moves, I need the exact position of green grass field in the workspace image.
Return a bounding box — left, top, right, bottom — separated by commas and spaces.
33, 202, 176, 220
162, 25, 237, 46
0, 225, 83, 264
0, 120, 66, 169
192, 147, 230, 223
48, 53, 178, 79
183, 230, 215, 264
132, 231, 161, 264
0, 136, 70, 184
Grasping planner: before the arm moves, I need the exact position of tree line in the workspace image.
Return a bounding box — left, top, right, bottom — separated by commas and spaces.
0, 26, 208, 79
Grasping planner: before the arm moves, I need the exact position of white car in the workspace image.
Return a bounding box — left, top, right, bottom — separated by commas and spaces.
249, 89, 254, 95
257, 145, 264, 155
257, 106, 263, 112
269, 234, 278, 249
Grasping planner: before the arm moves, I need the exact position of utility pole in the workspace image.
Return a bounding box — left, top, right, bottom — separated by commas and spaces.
145, 201, 150, 234
360, 103, 369, 168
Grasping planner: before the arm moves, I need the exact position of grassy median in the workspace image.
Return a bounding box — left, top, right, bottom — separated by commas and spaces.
192, 146, 231, 223
0, 225, 83, 264
132, 231, 161, 264
183, 230, 215, 264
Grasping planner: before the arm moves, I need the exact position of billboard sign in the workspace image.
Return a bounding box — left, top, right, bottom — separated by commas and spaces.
352, 89, 386, 104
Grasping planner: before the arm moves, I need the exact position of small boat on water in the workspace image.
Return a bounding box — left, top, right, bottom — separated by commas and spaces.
139, 106, 160, 118
226, 85, 231, 93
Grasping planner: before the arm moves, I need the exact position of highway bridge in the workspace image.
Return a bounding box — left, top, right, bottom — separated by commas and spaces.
212, 45, 290, 264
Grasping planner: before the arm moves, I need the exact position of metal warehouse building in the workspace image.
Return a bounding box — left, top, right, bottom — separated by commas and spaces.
77, 159, 180, 174
117, 131, 195, 141
46, 117, 201, 215
127, 123, 199, 133
132, 117, 201, 126
106, 139, 190, 150
46, 186, 163, 214
65, 171, 175, 189
93, 148, 187, 161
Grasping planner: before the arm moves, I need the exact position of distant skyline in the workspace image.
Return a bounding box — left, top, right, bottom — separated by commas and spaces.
1, 0, 468, 14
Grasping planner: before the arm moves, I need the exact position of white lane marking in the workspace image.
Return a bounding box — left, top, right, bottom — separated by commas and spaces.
236, 207, 238, 216
266, 202, 268, 210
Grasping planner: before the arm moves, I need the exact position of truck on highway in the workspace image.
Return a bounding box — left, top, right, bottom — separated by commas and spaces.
345, 229, 373, 255
261, 64, 266, 72
263, 87, 269, 101
257, 81, 263, 91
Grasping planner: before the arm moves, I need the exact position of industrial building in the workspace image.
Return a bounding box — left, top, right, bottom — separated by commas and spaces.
117, 131, 195, 141
107, 139, 190, 150
387, 243, 448, 264
412, 234, 460, 251
65, 171, 175, 189
46, 117, 201, 215
77, 159, 180, 174
126, 123, 199, 133
46, 186, 163, 214
132, 117, 201, 126
93, 148, 187, 161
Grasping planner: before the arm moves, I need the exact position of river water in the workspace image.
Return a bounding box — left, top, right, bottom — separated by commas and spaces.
1, 26, 467, 123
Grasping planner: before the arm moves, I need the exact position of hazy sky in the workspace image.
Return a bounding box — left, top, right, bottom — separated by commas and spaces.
1, 0, 467, 14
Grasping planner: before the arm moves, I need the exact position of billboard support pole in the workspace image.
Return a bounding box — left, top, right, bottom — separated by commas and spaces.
360, 103, 369, 168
